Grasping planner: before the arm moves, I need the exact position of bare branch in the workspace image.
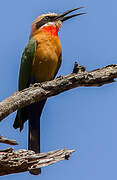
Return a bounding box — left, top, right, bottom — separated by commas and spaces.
0, 136, 18, 145
0, 63, 117, 121
0, 148, 75, 176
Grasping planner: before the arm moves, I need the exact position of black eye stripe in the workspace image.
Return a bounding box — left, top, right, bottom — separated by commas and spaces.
36, 15, 57, 29
44, 16, 51, 20
44, 15, 57, 20
36, 19, 46, 29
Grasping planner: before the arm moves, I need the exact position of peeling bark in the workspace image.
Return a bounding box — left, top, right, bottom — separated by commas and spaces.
0, 148, 75, 176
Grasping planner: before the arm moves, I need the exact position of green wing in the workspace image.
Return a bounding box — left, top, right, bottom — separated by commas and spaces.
18, 38, 37, 91
13, 38, 37, 130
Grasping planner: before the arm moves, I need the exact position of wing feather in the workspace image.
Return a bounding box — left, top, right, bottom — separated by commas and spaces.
19, 38, 37, 90
13, 38, 37, 130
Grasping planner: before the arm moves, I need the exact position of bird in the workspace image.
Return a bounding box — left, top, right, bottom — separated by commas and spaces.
13, 7, 85, 174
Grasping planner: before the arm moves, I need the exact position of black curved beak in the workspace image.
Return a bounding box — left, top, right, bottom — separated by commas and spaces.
56, 7, 86, 22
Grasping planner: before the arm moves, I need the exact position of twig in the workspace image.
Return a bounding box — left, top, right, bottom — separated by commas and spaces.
0, 136, 18, 145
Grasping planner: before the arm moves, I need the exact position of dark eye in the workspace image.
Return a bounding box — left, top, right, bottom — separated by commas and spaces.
44, 16, 57, 21
44, 16, 50, 20
36, 15, 57, 29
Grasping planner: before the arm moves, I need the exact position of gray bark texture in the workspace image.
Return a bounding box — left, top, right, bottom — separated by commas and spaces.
0, 148, 74, 176
0, 62, 117, 122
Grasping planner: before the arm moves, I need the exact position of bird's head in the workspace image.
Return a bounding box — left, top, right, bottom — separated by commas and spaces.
30, 7, 86, 37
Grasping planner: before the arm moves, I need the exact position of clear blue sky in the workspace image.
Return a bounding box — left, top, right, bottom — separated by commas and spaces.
0, 0, 117, 179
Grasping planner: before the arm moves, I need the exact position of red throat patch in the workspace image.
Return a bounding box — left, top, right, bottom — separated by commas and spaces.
42, 26, 59, 37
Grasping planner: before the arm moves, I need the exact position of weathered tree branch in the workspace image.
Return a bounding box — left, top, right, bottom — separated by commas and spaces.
0, 63, 117, 121
0, 148, 74, 176
0, 136, 18, 145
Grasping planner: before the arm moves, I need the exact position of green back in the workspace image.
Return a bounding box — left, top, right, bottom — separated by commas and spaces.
18, 38, 37, 91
